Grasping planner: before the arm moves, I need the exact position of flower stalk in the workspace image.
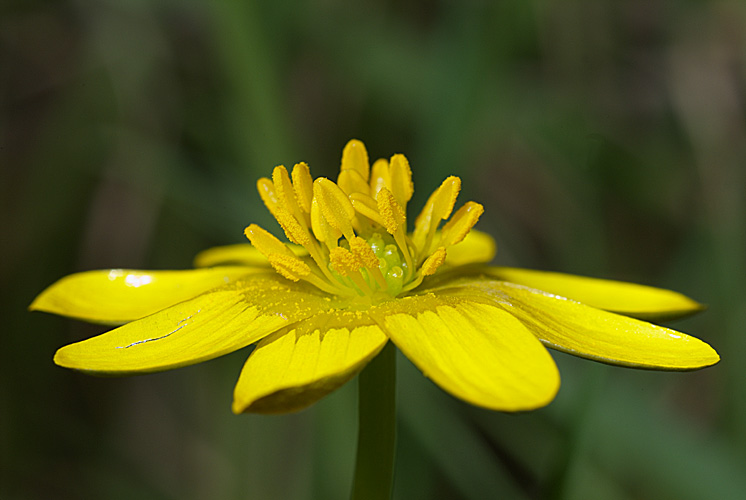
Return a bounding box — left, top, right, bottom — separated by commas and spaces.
351, 341, 397, 500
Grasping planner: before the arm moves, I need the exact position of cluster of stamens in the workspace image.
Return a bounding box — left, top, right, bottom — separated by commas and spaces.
245, 140, 483, 303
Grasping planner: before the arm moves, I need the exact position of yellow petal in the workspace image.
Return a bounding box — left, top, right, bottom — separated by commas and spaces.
443, 230, 497, 266
193, 243, 306, 268
434, 278, 719, 370
53, 276, 335, 373
30, 267, 263, 325
484, 267, 705, 320
373, 295, 559, 411
233, 310, 388, 414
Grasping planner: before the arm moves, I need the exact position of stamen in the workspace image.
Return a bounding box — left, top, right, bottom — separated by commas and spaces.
377, 188, 406, 235
420, 247, 447, 276
439, 201, 484, 248
251, 141, 484, 301
329, 247, 361, 276
369, 158, 390, 200
340, 139, 370, 181
291, 162, 314, 214
377, 188, 415, 279
350, 236, 388, 290
311, 197, 342, 245
272, 166, 303, 223
273, 205, 314, 247
257, 177, 281, 217
329, 247, 374, 295
412, 176, 461, 256
349, 193, 386, 226
338, 169, 370, 196
267, 254, 311, 281
314, 178, 356, 240
244, 224, 297, 259
388, 154, 413, 207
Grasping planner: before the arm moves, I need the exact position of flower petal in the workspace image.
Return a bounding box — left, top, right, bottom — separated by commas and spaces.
443, 230, 496, 266
30, 267, 266, 325
233, 311, 388, 414
53, 276, 335, 374
484, 267, 704, 321
373, 294, 559, 411
193, 243, 306, 268
432, 278, 719, 370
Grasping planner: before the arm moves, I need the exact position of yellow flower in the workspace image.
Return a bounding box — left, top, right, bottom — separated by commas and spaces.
31, 140, 719, 414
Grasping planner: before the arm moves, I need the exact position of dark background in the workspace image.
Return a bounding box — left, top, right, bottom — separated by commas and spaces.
3, 1, 745, 498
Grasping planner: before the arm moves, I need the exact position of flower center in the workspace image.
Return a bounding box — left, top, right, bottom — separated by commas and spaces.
244, 140, 484, 303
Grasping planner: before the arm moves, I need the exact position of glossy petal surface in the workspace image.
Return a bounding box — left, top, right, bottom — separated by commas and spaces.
30, 267, 264, 324
433, 278, 719, 370
484, 267, 704, 320
233, 311, 388, 414
374, 294, 559, 411
54, 276, 335, 374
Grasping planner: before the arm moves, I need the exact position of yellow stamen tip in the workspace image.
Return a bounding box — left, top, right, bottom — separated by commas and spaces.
291, 162, 313, 213
267, 254, 311, 282
314, 178, 356, 239
350, 236, 380, 270
369, 158, 390, 199
389, 154, 413, 206
244, 224, 296, 258
421, 247, 447, 276
329, 247, 361, 276
341, 139, 370, 181
440, 201, 484, 248
377, 188, 406, 236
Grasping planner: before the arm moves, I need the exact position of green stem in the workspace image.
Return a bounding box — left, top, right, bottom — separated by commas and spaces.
351, 341, 397, 500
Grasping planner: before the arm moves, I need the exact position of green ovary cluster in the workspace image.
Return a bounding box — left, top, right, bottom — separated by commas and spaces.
330, 233, 409, 298
368, 233, 409, 296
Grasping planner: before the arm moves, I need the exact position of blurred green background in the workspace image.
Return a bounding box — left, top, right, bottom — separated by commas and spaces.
3, 0, 745, 498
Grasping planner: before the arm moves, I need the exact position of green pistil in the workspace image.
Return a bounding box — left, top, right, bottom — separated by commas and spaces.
329, 233, 410, 298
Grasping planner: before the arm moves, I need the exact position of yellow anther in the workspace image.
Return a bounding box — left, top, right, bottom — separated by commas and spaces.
376, 188, 406, 236
389, 154, 413, 207
420, 247, 447, 276
314, 178, 356, 239
257, 177, 281, 217
310, 197, 341, 245
349, 192, 385, 226
329, 246, 362, 276
267, 254, 311, 282
273, 165, 303, 220
369, 158, 390, 199
274, 206, 313, 246
413, 176, 462, 253
338, 169, 370, 196
440, 202, 484, 248
258, 175, 312, 246
244, 224, 298, 259
349, 236, 380, 270
291, 162, 313, 213
340, 139, 370, 181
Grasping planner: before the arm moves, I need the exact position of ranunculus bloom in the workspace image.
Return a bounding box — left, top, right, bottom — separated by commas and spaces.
32, 140, 719, 414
